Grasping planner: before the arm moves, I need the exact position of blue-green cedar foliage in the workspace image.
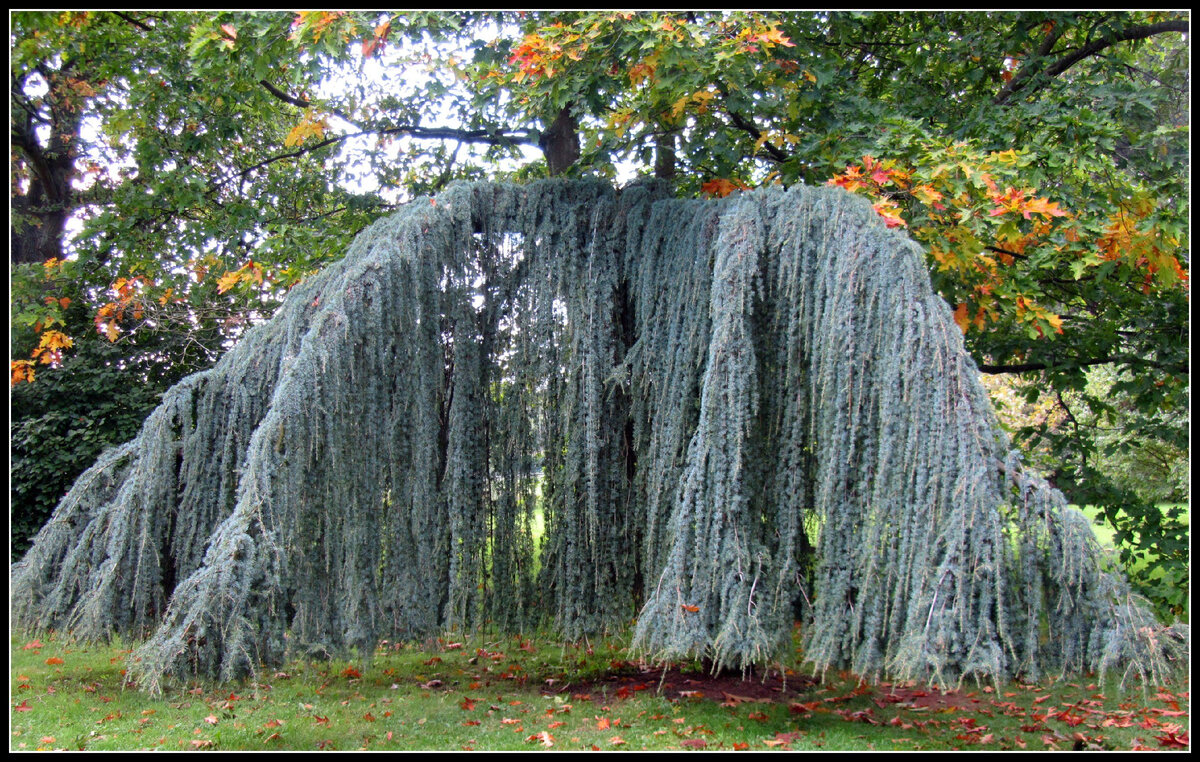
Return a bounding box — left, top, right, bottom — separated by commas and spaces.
10, 180, 1186, 693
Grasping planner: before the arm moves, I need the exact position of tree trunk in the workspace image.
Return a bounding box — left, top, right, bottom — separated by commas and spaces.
654, 132, 676, 179
539, 105, 580, 176
11, 68, 83, 265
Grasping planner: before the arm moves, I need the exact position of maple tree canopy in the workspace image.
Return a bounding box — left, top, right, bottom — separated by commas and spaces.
11, 180, 1186, 693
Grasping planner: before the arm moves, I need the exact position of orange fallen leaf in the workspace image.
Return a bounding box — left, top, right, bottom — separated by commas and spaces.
44, 657, 64, 666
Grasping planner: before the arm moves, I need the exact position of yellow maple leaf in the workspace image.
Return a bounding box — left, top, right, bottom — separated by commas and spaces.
953, 303, 970, 333
39, 330, 74, 352
11, 360, 36, 386
216, 269, 243, 294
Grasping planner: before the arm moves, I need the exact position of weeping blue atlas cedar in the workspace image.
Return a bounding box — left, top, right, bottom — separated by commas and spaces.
11, 180, 1187, 693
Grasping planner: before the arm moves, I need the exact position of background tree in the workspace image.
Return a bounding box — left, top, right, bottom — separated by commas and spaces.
10, 10, 1189, 615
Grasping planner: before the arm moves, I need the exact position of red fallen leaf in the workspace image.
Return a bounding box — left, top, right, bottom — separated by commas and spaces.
363, 712, 376, 722
547, 721, 566, 729
526, 731, 554, 747
191, 740, 214, 749
1032, 695, 1051, 704
443, 642, 463, 650
341, 666, 361, 678
462, 720, 481, 726
609, 736, 627, 746
1156, 730, 1189, 748
615, 685, 633, 699
681, 604, 700, 612
424, 656, 442, 666
264, 732, 283, 743
460, 697, 477, 710
204, 714, 219, 725
680, 739, 707, 749
14, 700, 33, 712
748, 712, 768, 721
313, 715, 329, 726
44, 657, 64, 666
22, 640, 43, 650
732, 742, 750, 750
596, 717, 611, 730
264, 719, 283, 729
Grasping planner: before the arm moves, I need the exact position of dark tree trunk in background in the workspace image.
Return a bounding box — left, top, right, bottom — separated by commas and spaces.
11, 66, 82, 266
654, 132, 676, 179
539, 105, 580, 176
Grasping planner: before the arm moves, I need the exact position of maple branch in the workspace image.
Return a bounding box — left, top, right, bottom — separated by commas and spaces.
110, 11, 154, 32
215, 123, 536, 192
978, 355, 1188, 375
996, 19, 1189, 104
257, 78, 537, 149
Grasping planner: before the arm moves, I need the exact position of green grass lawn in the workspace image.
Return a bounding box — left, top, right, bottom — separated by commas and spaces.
11, 626, 1190, 752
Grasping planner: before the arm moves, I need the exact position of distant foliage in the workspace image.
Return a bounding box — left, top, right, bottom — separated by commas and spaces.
11, 180, 1186, 693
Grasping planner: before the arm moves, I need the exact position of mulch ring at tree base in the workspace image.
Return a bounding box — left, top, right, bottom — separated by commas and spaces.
540, 661, 821, 705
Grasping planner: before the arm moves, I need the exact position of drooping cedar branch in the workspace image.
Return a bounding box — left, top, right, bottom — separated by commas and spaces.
11, 180, 1186, 695
995, 19, 1189, 104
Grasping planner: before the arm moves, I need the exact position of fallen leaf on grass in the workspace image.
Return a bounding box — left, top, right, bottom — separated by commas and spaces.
45, 657, 64, 665
609, 736, 627, 746
526, 730, 555, 747
1156, 731, 1189, 749
680, 739, 707, 749
14, 701, 33, 712
721, 692, 770, 706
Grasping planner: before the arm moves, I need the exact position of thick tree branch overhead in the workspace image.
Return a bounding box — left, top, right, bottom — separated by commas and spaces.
996, 19, 1189, 104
